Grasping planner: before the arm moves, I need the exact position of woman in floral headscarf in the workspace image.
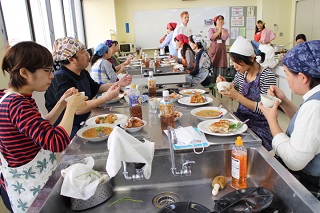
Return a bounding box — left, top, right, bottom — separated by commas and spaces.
259, 40, 320, 200
174, 34, 195, 72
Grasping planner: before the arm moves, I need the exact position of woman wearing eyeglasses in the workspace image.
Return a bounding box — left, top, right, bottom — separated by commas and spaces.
0, 41, 87, 212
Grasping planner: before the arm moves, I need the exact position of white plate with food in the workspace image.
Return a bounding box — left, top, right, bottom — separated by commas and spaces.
102, 93, 124, 104
197, 119, 248, 136
77, 124, 115, 142
85, 113, 128, 126
177, 96, 213, 106
121, 117, 147, 133
190, 107, 228, 120
158, 111, 183, 121
179, 89, 206, 96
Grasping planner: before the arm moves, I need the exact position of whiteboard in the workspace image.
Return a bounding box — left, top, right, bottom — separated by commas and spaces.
133, 7, 230, 49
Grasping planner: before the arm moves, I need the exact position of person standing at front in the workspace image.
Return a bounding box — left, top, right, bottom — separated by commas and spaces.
208, 15, 230, 81
172, 11, 192, 58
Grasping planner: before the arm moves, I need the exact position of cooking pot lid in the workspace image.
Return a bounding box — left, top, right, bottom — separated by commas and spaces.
215, 187, 274, 213
158, 201, 211, 213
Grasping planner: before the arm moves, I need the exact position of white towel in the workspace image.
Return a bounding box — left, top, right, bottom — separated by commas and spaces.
60, 157, 106, 200
106, 126, 155, 179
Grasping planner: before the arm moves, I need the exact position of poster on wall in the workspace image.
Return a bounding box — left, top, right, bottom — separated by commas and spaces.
246, 17, 256, 30
231, 7, 243, 17
247, 7, 255, 16
231, 16, 244, 26
231, 27, 239, 39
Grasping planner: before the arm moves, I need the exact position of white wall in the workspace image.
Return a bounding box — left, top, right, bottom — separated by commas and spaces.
82, 0, 117, 49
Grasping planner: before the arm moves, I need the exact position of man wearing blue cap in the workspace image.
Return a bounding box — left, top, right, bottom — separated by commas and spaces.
259, 40, 320, 200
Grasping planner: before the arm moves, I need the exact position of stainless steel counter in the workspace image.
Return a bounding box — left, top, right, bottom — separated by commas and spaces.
27, 83, 320, 213
62, 83, 261, 158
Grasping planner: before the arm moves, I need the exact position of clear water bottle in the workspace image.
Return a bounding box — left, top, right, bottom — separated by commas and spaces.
129, 84, 142, 119
159, 90, 175, 131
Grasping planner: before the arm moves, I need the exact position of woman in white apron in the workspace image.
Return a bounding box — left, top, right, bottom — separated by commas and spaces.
0, 41, 87, 212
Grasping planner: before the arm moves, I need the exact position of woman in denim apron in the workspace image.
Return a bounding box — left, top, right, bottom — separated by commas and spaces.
217, 36, 277, 151
259, 40, 320, 200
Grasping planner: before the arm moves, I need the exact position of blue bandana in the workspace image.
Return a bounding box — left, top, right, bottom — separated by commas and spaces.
94, 43, 108, 56
283, 40, 320, 78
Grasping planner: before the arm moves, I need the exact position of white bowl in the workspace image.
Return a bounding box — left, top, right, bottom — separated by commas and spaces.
76, 123, 115, 142
217, 81, 231, 92
190, 107, 228, 120
122, 120, 147, 133
260, 94, 281, 108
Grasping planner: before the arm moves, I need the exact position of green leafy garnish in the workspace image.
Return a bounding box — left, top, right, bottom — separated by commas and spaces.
108, 196, 143, 207
229, 122, 241, 129
96, 126, 102, 131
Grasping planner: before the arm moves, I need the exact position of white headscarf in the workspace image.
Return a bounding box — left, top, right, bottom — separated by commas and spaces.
230, 36, 255, 56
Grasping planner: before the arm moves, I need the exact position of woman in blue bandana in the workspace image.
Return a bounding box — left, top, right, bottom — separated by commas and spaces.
90, 43, 119, 84
259, 40, 320, 200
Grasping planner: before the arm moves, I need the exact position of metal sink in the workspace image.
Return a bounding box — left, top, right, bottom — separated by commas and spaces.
28, 147, 320, 212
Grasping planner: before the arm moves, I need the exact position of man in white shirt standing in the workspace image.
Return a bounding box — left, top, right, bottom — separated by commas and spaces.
172, 11, 192, 58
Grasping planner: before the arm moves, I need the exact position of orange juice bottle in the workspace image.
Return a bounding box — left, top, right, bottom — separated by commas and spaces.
231, 136, 247, 189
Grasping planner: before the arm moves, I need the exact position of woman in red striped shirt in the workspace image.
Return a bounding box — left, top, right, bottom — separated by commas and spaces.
0, 41, 87, 212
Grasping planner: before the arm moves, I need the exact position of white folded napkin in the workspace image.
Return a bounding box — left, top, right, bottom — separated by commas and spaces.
106, 126, 155, 179
164, 126, 207, 146
60, 157, 106, 200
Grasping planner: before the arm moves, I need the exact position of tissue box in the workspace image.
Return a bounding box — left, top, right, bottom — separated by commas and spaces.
71, 178, 113, 211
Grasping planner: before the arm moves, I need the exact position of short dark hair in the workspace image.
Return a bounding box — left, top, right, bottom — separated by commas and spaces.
295, 34, 307, 42
229, 52, 254, 66
2, 41, 53, 89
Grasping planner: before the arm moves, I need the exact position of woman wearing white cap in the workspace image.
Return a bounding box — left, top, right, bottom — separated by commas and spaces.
259, 40, 320, 200
217, 36, 277, 151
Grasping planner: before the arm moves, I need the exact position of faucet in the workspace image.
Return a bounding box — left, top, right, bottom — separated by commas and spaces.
167, 126, 195, 176
122, 161, 145, 180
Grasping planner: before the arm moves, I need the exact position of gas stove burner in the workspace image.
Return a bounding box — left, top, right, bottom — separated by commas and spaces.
215, 187, 292, 213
